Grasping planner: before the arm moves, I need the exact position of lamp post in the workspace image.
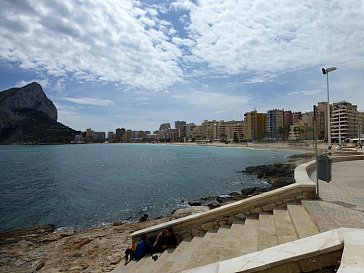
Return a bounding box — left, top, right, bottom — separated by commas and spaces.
338, 111, 341, 147
322, 67, 337, 156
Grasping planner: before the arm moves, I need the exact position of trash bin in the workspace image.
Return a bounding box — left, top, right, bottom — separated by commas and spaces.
317, 155, 332, 182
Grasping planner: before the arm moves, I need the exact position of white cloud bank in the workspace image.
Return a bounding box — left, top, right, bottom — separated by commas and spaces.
59, 97, 114, 107
1, 0, 364, 93
183, 0, 364, 74
0, 0, 183, 91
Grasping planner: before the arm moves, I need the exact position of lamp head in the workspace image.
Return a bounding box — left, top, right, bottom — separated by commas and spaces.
322, 67, 337, 74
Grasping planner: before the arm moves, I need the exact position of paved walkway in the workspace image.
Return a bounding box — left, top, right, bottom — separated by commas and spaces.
304, 160, 364, 232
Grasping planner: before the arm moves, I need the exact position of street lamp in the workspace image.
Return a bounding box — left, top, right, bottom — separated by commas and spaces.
322, 67, 337, 156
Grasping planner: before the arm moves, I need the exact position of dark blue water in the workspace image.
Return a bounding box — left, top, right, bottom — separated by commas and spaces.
0, 144, 295, 232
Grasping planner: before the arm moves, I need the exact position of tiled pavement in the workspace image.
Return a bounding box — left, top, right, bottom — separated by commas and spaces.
304, 160, 364, 232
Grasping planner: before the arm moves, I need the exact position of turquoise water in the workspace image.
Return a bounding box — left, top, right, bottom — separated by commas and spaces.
0, 144, 296, 232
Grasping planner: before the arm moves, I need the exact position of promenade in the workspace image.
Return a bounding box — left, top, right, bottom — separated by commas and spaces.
305, 159, 364, 231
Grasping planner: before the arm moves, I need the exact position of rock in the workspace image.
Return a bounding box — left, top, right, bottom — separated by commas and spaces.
241, 185, 273, 198
55, 227, 75, 237
112, 221, 123, 226
188, 200, 202, 206
0, 82, 79, 144
138, 214, 148, 222
170, 207, 209, 218
207, 202, 220, 209
0, 224, 55, 244
243, 163, 296, 189
34, 260, 45, 271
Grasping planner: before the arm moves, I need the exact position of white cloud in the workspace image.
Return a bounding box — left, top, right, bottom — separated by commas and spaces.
288, 89, 322, 96
59, 97, 114, 107
16, 78, 50, 89
172, 90, 251, 110
0, 0, 183, 91
183, 0, 364, 75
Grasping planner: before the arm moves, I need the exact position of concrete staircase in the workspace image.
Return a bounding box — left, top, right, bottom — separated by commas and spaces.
114, 203, 319, 273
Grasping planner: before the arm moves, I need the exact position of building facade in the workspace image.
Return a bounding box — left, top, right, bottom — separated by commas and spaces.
266, 109, 284, 140
244, 110, 266, 141
331, 101, 364, 143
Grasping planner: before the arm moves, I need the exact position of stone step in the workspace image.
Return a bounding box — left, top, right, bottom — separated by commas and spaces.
274, 209, 298, 244
124, 255, 151, 273
195, 226, 232, 266
239, 218, 259, 255
221, 222, 246, 259
145, 239, 191, 273
112, 204, 320, 273
177, 231, 220, 272
288, 203, 319, 238
157, 235, 206, 273
257, 213, 278, 251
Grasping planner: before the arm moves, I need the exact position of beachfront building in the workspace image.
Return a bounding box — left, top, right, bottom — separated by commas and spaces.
92, 131, 106, 143
266, 109, 284, 140
159, 123, 171, 131
115, 128, 126, 142
244, 110, 266, 141
191, 120, 244, 142
85, 128, 93, 142
107, 131, 116, 142
219, 120, 244, 142
288, 112, 314, 141
184, 123, 196, 141
331, 101, 364, 143
158, 128, 179, 142
175, 120, 186, 140
316, 102, 330, 141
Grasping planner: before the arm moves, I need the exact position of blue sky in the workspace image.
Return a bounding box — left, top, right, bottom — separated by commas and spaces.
1, 0, 364, 132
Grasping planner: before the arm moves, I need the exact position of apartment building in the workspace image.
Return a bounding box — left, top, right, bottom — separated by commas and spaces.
288, 112, 314, 141
331, 101, 364, 143
175, 120, 186, 139
266, 109, 284, 140
244, 110, 266, 141
316, 102, 329, 141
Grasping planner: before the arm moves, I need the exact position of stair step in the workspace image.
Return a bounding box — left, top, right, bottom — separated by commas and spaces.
222, 222, 245, 259
157, 235, 206, 273
240, 218, 259, 255
257, 213, 278, 250
197, 226, 232, 266
146, 240, 190, 273
274, 209, 298, 244
126, 255, 151, 273
288, 204, 319, 238
178, 231, 220, 271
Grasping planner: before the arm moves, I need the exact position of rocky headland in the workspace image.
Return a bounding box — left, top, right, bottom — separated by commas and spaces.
0, 82, 79, 144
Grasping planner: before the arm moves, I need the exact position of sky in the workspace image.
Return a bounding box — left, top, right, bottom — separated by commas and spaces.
1, 0, 364, 132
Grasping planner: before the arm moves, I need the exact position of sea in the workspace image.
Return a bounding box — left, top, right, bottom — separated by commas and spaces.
0, 144, 297, 233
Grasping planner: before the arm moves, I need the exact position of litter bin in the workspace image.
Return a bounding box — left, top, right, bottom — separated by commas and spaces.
317, 155, 332, 182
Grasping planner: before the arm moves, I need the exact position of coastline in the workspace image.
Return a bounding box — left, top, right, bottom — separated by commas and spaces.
0, 144, 316, 273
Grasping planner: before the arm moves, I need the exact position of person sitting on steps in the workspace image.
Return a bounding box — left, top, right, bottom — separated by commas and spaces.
152, 227, 177, 255
124, 234, 151, 265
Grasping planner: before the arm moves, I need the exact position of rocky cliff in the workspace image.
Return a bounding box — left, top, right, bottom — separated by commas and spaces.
0, 82, 78, 144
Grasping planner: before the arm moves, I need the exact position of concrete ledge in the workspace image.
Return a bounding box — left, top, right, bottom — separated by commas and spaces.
182, 228, 364, 273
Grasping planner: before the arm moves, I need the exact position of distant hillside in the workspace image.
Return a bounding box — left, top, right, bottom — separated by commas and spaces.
0, 82, 79, 144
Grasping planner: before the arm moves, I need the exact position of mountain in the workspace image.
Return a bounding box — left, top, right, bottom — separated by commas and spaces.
0, 82, 79, 144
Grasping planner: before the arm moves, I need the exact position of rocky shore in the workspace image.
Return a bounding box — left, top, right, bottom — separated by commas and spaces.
0, 153, 314, 273
187, 152, 315, 209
